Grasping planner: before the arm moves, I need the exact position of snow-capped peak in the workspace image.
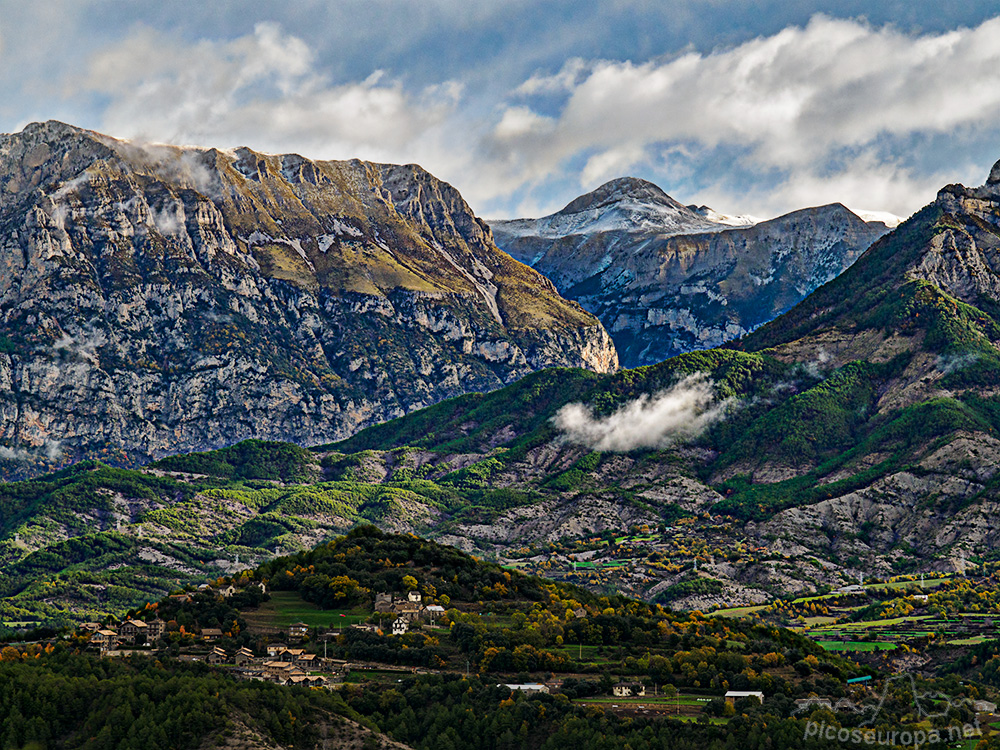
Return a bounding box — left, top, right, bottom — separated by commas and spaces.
493, 177, 747, 240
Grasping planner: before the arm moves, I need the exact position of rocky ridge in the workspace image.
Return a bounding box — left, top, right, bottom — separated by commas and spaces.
0, 121, 616, 478
491, 178, 890, 367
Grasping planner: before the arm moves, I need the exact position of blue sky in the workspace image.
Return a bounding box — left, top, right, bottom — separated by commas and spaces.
2, 1, 1000, 220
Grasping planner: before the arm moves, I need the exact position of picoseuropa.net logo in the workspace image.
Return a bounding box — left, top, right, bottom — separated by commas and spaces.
802, 674, 982, 748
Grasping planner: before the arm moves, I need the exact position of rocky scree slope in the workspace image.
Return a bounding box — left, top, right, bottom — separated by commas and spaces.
491, 177, 890, 367
0, 121, 616, 478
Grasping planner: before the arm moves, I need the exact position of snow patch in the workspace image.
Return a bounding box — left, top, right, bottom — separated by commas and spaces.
851, 209, 903, 228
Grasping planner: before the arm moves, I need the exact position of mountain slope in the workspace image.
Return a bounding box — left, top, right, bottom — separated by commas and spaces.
5, 148, 1000, 615
0, 121, 616, 479
491, 178, 889, 367
319, 157, 1000, 599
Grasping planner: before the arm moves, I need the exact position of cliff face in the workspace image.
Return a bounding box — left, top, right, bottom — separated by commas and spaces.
491, 179, 889, 367
0, 121, 616, 477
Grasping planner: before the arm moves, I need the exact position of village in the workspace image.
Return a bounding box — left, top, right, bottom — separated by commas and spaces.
73, 583, 456, 690
67, 580, 905, 723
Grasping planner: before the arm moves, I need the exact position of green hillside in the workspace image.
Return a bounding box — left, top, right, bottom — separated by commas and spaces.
8, 528, 996, 750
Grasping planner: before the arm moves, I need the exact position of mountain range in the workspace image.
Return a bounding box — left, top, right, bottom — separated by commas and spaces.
0, 121, 615, 479
491, 177, 892, 367
3, 121, 1000, 620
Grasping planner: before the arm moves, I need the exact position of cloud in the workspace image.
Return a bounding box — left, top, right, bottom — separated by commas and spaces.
78, 22, 462, 168
0, 439, 62, 463
488, 14, 1000, 216
52, 327, 107, 364
552, 373, 728, 452
16, 11, 1000, 220
936, 353, 980, 376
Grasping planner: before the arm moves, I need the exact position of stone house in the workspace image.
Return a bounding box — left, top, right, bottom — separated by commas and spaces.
289, 621, 310, 640
295, 653, 319, 669
279, 648, 305, 662
207, 647, 228, 665
392, 617, 409, 636
144, 619, 165, 641
393, 602, 422, 622
423, 605, 446, 624
117, 620, 148, 641
235, 647, 255, 667
612, 682, 646, 698
90, 630, 119, 649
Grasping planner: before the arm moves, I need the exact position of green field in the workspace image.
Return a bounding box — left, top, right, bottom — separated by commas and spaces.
710, 605, 766, 618
571, 559, 633, 570
947, 636, 996, 646
811, 614, 933, 631
345, 669, 412, 683
550, 643, 618, 664
247, 591, 372, 629
576, 696, 706, 706
816, 641, 898, 652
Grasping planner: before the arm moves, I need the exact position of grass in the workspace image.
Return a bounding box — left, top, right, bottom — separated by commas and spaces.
576, 696, 705, 706
812, 614, 933, 630
247, 591, 371, 629
947, 636, 997, 646
816, 641, 898, 652
549, 644, 618, 664
345, 669, 413, 683
710, 605, 766, 618
799, 616, 839, 627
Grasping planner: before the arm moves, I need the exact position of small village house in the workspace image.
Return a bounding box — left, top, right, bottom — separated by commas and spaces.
612, 682, 646, 698
235, 647, 255, 667
725, 691, 764, 706
503, 684, 550, 694
207, 647, 228, 665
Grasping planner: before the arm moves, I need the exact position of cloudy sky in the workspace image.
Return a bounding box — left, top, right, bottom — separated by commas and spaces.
2, 1, 1000, 220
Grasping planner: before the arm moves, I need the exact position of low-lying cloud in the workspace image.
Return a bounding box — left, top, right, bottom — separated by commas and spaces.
0, 439, 62, 463
552, 373, 728, 452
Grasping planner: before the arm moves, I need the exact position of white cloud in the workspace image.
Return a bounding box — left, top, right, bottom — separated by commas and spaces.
0, 439, 62, 463
22, 12, 1000, 220
552, 374, 728, 452
489, 14, 1000, 216
78, 22, 463, 168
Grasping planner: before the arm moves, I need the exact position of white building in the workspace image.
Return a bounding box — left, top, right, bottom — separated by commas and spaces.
503, 684, 550, 694
725, 691, 764, 705
613, 682, 646, 697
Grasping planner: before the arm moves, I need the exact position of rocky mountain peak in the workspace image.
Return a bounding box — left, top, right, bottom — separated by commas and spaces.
988, 157, 1000, 186
559, 176, 686, 215
0, 122, 616, 479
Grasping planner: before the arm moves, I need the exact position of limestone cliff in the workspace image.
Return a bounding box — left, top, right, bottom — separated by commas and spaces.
0, 121, 616, 477
491, 178, 890, 367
